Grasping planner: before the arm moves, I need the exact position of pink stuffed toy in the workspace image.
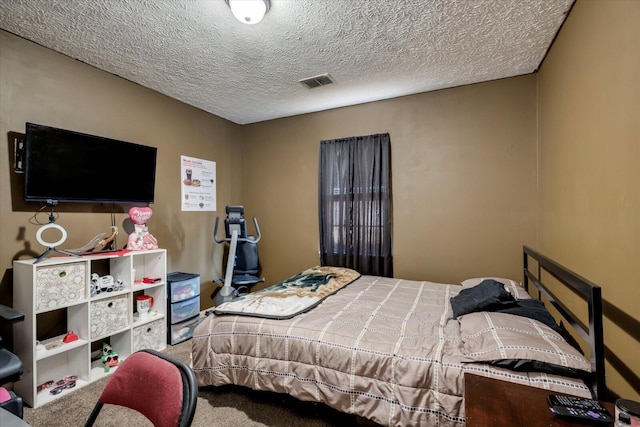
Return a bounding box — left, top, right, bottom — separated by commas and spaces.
126, 207, 158, 250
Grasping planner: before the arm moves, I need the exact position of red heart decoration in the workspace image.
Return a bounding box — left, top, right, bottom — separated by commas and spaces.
129, 207, 153, 225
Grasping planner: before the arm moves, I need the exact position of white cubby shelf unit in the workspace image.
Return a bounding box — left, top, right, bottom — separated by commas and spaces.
12, 249, 167, 408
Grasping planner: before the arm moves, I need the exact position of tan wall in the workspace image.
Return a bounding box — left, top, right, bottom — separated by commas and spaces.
241, 75, 538, 287
5, 0, 635, 402
0, 31, 241, 309
537, 0, 640, 400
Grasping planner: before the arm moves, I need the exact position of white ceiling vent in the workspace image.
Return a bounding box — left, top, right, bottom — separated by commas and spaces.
299, 74, 335, 89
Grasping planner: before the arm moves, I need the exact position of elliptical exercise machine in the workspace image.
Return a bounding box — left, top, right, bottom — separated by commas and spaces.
211, 206, 264, 305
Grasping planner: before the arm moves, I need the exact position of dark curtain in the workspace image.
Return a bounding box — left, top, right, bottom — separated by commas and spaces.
318, 133, 393, 277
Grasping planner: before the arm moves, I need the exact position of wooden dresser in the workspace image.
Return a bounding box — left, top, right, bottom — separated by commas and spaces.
465, 374, 614, 427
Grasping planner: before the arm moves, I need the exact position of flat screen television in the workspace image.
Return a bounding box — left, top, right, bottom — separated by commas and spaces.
24, 122, 157, 204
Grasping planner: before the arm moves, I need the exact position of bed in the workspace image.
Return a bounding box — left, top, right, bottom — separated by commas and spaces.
191, 246, 605, 426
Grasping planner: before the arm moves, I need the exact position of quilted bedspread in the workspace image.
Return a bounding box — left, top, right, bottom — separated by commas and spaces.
192, 275, 591, 426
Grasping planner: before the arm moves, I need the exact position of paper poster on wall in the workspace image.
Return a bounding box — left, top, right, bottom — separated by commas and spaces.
181, 155, 216, 211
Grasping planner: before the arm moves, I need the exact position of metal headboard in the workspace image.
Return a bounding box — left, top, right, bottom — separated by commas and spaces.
522, 246, 606, 400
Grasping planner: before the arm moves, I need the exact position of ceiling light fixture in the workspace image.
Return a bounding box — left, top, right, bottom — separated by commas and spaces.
226, 0, 270, 25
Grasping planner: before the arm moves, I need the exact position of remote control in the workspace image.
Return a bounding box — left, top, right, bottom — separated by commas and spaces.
547, 394, 610, 413
548, 394, 613, 424
549, 405, 614, 424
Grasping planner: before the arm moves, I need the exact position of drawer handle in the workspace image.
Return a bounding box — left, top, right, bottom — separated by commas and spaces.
147, 327, 152, 333
59, 271, 67, 278
108, 302, 113, 308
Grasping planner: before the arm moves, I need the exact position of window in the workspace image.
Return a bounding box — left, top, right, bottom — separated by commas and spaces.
318, 133, 392, 277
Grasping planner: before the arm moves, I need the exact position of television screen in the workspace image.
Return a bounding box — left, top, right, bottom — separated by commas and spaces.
24, 122, 157, 204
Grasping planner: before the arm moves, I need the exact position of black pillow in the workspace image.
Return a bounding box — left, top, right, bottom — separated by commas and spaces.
483, 359, 589, 380
450, 279, 515, 318
493, 299, 562, 333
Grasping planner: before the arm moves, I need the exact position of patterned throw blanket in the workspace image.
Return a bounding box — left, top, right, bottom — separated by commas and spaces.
213, 266, 360, 319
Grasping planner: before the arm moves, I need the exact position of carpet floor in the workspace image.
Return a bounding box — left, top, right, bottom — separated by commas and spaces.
22, 340, 378, 426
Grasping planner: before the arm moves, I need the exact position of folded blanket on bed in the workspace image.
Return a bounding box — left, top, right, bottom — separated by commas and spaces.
213, 265, 361, 319
450, 279, 562, 332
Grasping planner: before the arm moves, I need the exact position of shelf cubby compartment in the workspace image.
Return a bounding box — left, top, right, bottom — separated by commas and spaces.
34, 260, 87, 313
131, 249, 166, 286
133, 318, 166, 352
132, 281, 166, 322
90, 329, 132, 382
35, 343, 90, 407
36, 334, 89, 362
89, 294, 130, 340
88, 254, 133, 296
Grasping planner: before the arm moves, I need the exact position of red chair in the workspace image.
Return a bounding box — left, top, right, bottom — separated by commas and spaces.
84, 349, 197, 427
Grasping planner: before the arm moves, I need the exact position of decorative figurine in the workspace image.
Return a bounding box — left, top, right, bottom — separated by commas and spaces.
126, 207, 158, 250
90, 273, 123, 295
90, 273, 101, 297
101, 343, 119, 373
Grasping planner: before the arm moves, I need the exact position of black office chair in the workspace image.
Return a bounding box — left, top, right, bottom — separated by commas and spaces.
0, 304, 25, 418
85, 349, 197, 427
211, 206, 264, 301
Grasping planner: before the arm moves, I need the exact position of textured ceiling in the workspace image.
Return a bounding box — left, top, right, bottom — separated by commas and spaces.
0, 0, 574, 125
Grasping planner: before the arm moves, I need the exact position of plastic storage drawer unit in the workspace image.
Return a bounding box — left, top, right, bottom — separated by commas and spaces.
170, 315, 200, 345
168, 274, 200, 303
167, 272, 200, 345
171, 296, 199, 324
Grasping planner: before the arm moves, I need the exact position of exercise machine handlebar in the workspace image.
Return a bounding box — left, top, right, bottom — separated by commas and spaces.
213, 216, 261, 244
